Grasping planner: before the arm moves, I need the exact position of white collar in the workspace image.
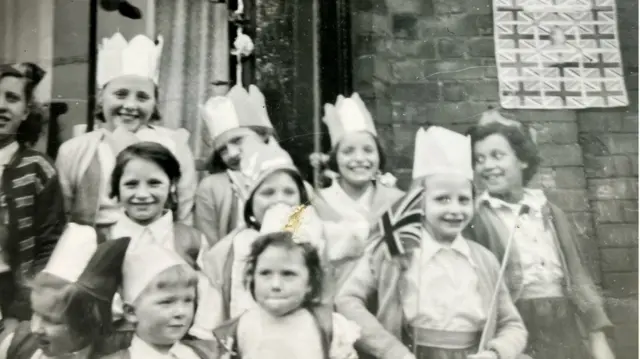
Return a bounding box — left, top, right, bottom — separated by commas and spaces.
38, 345, 93, 359
113, 211, 174, 244
0, 141, 18, 166
128, 335, 182, 358
478, 188, 547, 213
420, 229, 475, 267
328, 180, 374, 209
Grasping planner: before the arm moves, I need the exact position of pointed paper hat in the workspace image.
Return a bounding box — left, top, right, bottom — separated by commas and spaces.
200, 85, 267, 149
122, 244, 192, 303
76, 237, 131, 302
412, 126, 473, 180
43, 223, 99, 283
323, 93, 377, 147
247, 85, 274, 130
97, 32, 164, 88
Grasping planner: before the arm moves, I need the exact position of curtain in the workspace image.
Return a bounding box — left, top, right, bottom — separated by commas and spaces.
155, 0, 230, 160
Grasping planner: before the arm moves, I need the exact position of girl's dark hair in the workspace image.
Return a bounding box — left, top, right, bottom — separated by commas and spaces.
110, 141, 182, 214
95, 84, 162, 123
0, 64, 45, 148
243, 231, 323, 308
326, 132, 387, 173
244, 169, 310, 229
467, 121, 541, 185
206, 126, 275, 174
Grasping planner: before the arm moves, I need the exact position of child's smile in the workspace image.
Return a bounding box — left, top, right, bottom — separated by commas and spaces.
118, 157, 172, 225
422, 175, 473, 242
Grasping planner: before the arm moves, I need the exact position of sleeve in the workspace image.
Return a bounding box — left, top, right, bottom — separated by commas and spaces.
54, 144, 74, 220
329, 313, 361, 359
0, 332, 13, 359
189, 271, 225, 339
486, 273, 528, 359
174, 135, 197, 225
33, 167, 66, 272
334, 251, 411, 359
194, 180, 221, 247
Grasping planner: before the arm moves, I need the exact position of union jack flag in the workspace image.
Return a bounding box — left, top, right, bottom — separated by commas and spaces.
370, 187, 424, 257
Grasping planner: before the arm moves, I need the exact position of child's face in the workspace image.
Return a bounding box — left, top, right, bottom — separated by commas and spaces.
101, 75, 156, 133
251, 171, 301, 225
0, 76, 28, 141
253, 245, 311, 317
473, 133, 528, 195
30, 291, 84, 357
131, 281, 196, 346
119, 157, 171, 225
218, 128, 261, 171
422, 175, 473, 242
335, 132, 380, 187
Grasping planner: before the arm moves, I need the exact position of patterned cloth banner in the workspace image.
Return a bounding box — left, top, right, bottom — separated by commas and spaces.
493, 0, 629, 109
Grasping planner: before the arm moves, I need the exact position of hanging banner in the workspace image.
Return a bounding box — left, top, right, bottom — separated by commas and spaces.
494, 0, 629, 109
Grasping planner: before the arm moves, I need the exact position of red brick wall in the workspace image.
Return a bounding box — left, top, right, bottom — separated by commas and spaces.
352, 0, 638, 357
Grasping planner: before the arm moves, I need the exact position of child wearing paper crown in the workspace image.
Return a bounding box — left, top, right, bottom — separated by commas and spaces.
106, 141, 223, 339
0, 224, 131, 359
55, 32, 197, 229
465, 109, 615, 359
202, 139, 330, 322
195, 84, 280, 246
213, 229, 360, 359
0, 64, 66, 323
309, 93, 404, 291
101, 244, 216, 359
335, 126, 527, 359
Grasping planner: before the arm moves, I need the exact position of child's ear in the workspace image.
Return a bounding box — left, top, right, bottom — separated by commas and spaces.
123, 303, 138, 324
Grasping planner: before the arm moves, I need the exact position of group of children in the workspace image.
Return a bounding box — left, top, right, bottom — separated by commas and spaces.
0, 30, 617, 359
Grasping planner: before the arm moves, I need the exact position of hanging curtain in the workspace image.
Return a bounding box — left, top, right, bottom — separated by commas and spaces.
155, 0, 229, 159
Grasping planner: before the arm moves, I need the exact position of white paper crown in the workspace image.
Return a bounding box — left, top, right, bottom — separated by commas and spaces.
240, 140, 296, 183
43, 223, 98, 283
200, 85, 265, 145
97, 32, 164, 88
248, 85, 274, 130
412, 126, 473, 180
122, 244, 191, 304
323, 93, 377, 147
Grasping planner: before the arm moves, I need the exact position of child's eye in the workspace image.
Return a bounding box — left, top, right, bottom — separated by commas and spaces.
459, 196, 472, 205
282, 270, 298, 277
435, 196, 450, 203
491, 151, 505, 160
340, 146, 355, 155
258, 188, 276, 197
136, 92, 151, 101
258, 269, 272, 276
123, 180, 139, 187
474, 155, 485, 164
114, 90, 129, 99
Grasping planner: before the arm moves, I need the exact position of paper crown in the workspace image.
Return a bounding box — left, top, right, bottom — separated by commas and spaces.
240, 140, 298, 185
412, 126, 473, 180
122, 244, 192, 304
76, 237, 131, 302
200, 85, 272, 148
323, 93, 377, 147
97, 32, 164, 88
43, 223, 98, 283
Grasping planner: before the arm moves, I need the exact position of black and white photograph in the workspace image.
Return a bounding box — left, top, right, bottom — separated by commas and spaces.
0, 0, 637, 358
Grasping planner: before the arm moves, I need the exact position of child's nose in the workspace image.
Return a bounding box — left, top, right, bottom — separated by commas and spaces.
134, 184, 151, 197
269, 275, 283, 291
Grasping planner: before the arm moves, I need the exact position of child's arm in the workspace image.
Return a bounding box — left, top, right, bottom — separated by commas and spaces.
329, 313, 360, 359
485, 279, 528, 359
33, 169, 66, 273
53, 145, 74, 220
174, 136, 197, 225
335, 251, 412, 359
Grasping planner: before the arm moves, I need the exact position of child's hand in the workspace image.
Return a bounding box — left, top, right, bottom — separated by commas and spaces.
590, 332, 615, 359
309, 152, 329, 168
467, 350, 499, 359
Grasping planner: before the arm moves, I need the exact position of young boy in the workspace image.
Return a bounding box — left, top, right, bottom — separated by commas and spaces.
335, 126, 527, 359
0, 224, 131, 359
102, 244, 215, 359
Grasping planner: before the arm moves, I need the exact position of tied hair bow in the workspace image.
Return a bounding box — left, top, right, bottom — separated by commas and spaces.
283, 205, 315, 245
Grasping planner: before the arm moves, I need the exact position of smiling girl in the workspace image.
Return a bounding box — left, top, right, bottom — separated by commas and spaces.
195, 84, 277, 246
0, 63, 66, 323
107, 142, 222, 339
466, 109, 615, 359
311, 93, 404, 290
55, 32, 197, 230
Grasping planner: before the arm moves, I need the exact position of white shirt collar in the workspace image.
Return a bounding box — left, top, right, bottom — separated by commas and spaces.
128, 335, 182, 358
420, 229, 475, 267
39, 345, 93, 359
0, 141, 19, 166
112, 211, 174, 244
478, 188, 547, 213
329, 180, 374, 209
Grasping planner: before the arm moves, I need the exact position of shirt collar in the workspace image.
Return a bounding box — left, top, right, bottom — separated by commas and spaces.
0, 141, 18, 166
129, 335, 181, 358
40, 346, 93, 359
478, 189, 547, 213
330, 180, 374, 209
113, 210, 174, 244
420, 229, 475, 267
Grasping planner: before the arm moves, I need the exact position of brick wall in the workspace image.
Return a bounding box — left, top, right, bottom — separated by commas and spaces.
352, 0, 638, 357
